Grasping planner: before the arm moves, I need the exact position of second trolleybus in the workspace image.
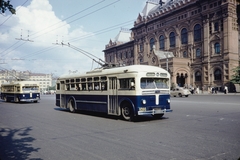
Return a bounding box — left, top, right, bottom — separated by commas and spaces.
0, 81, 40, 103
55, 65, 172, 121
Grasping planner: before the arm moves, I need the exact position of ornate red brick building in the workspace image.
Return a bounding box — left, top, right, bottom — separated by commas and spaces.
104, 0, 240, 92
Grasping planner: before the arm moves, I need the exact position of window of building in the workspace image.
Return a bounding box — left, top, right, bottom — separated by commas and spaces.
169, 32, 176, 47
195, 71, 201, 81
150, 38, 155, 51
214, 22, 219, 31
159, 35, 165, 50
214, 42, 220, 54
183, 51, 188, 58
181, 28, 188, 44
194, 24, 201, 42
209, 22, 212, 34
214, 69, 222, 80
139, 44, 143, 52
196, 48, 201, 57
109, 55, 112, 62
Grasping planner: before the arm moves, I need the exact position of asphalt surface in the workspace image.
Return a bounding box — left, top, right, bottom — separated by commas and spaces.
0, 94, 239, 160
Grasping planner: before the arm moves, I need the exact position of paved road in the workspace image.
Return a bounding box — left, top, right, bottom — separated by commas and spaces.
0, 95, 239, 160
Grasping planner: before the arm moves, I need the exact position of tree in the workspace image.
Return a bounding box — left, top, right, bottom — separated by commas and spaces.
230, 66, 240, 84
0, 0, 16, 14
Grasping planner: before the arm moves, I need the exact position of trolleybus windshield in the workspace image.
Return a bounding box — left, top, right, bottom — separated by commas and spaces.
141, 78, 169, 89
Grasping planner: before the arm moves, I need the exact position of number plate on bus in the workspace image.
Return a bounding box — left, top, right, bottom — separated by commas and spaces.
139, 107, 146, 111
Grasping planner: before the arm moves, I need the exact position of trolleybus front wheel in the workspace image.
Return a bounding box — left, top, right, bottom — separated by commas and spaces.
121, 103, 133, 121
68, 99, 76, 113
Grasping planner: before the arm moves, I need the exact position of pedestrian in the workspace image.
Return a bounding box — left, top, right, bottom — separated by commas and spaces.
224, 86, 228, 94
196, 86, 199, 94
211, 87, 214, 94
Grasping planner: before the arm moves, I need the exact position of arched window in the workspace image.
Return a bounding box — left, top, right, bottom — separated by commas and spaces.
159, 35, 165, 50
150, 38, 155, 51
183, 51, 188, 58
214, 42, 220, 54
169, 32, 176, 47
195, 71, 201, 81
194, 24, 201, 42
196, 48, 201, 57
214, 69, 222, 80
181, 28, 188, 44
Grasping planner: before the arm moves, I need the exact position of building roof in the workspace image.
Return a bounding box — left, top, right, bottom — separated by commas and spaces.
147, 0, 191, 16
113, 28, 131, 43
141, 0, 159, 17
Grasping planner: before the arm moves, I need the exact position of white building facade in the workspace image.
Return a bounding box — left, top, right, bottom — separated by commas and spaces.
0, 70, 53, 93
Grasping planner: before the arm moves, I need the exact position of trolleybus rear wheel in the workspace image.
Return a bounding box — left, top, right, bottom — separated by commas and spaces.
68, 99, 76, 113
121, 104, 133, 121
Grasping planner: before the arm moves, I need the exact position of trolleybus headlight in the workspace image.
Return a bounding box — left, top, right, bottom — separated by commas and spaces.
167, 99, 170, 103
142, 99, 146, 105
23, 94, 25, 97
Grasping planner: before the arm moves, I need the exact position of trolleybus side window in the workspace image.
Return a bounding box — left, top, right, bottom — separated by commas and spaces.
60, 81, 65, 90
100, 76, 107, 90
70, 84, 75, 90
93, 77, 100, 90
57, 83, 60, 90
81, 78, 86, 90
119, 78, 135, 90
65, 79, 70, 90
76, 78, 80, 90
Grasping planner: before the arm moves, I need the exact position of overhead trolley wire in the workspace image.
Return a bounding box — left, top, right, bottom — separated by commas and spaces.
1, 41, 28, 57
29, 0, 121, 40
17, 19, 134, 60
0, 0, 120, 56
29, 0, 106, 39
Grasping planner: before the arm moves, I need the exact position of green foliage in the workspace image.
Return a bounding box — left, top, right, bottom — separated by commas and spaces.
48, 86, 56, 90
230, 66, 240, 84
0, 0, 16, 14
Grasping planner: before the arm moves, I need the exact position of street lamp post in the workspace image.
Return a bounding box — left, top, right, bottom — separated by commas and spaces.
164, 52, 169, 72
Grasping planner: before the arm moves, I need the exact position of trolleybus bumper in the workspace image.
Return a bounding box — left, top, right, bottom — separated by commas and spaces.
138, 108, 173, 115
20, 98, 39, 102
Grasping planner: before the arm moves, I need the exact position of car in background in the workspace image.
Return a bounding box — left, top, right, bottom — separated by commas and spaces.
171, 87, 191, 97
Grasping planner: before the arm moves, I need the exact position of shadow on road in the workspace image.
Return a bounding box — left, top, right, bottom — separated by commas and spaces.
54, 107, 169, 122
0, 126, 42, 160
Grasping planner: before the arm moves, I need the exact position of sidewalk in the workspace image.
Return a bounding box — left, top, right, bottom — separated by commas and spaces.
191, 91, 240, 95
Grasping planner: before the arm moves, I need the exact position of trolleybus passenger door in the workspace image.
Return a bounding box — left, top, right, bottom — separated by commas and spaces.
60, 81, 66, 108
108, 77, 118, 115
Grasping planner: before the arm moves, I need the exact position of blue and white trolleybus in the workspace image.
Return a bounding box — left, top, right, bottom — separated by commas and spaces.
0, 81, 40, 103
55, 65, 172, 121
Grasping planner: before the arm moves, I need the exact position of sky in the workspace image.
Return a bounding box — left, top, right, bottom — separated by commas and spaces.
0, 0, 147, 76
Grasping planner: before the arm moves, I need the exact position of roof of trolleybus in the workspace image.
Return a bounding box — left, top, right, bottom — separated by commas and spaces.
1, 81, 40, 86
58, 65, 170, 79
